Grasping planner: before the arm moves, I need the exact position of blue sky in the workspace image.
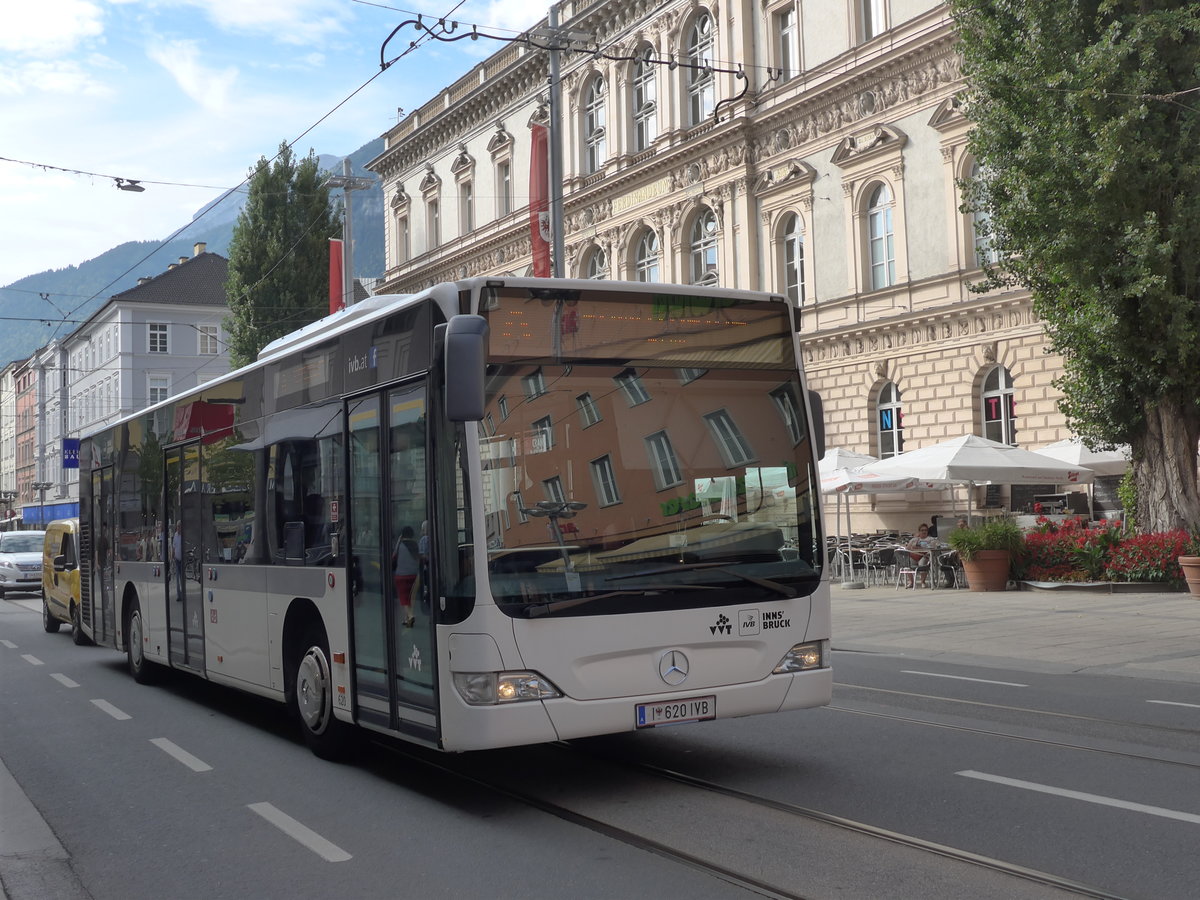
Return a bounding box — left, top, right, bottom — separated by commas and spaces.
0, 0, 543, 287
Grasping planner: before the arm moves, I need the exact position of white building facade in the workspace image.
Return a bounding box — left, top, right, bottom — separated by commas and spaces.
368, 0, 1081, 532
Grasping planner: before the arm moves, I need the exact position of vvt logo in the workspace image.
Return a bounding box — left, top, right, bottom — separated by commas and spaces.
710, 614, 731, 635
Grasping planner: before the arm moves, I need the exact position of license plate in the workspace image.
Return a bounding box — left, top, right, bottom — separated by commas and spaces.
636, 695, 716, 728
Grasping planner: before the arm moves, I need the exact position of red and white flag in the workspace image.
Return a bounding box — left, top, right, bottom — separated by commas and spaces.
529, 123, 551, 277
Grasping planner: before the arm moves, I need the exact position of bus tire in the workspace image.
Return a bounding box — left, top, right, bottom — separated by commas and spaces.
126, 598, 160, 684
42, 596, 61, 633
71, 603, 92, 646
293, 626, 352, 760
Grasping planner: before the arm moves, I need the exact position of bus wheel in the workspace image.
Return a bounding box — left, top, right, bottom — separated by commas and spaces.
126, 599, 160, 684
42, 596, 61, 633
71, 603, 92, 646
293, 627, 351, 760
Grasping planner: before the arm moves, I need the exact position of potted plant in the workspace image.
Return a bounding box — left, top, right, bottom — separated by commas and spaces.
1177, 533, 1200, 596
947, 516, 1025, 591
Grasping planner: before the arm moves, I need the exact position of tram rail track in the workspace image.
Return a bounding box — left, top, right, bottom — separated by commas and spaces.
372, 733, 1128, 900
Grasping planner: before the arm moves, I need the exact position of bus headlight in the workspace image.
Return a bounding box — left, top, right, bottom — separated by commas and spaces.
773, 640, 828, 673
453, 671, 563, 705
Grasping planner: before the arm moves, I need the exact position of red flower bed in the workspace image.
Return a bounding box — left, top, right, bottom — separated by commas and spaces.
1019, 519, 1188, 584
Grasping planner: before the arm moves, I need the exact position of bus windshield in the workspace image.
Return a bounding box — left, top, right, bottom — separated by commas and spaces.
476, 285, 821, 617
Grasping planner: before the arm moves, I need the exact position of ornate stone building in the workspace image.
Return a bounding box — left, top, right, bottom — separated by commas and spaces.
368, 0, 1075, 532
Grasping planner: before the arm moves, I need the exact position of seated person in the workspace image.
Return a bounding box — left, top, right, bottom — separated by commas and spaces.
906, 523, 935, 587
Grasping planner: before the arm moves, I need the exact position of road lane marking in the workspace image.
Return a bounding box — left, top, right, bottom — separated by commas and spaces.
1, 639, 16, 649
902, 670, 1027, 687
50, 673, 79, 688
248, 802, 352, 862
1147, 700, 1200, 709
150, 738, 212, 772
958, 770, 1200, 824
21, 654, 44, 666
90, 699, 131, 720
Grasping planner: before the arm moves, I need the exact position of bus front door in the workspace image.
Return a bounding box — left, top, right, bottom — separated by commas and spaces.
347, 383, 437, 740
87, 466, 115, 645
164, 442, 205, 673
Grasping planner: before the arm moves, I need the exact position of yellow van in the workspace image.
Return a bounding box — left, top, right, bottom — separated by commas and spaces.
42, 518, 88, 644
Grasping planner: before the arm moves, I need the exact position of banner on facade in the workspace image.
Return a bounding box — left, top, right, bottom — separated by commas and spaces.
529, 123, 551, 277
329, 238, 345, 314
62, 438, 79, 469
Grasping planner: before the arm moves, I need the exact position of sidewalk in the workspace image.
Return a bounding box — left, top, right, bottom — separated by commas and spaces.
830, 580, 1200, 684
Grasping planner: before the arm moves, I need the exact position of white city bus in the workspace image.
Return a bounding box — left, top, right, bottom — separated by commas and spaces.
80, 278, 830, 756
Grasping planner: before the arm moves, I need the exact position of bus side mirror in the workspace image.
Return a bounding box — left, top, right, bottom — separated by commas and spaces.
444, 315, 488, 422
808, 389, 825, 459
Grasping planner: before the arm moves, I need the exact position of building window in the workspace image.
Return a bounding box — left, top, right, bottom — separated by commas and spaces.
704, 410, 755, 467
591, 455, 621, 506
776, 6, 799, 80
690, 209, 719, 284
513, 490, 528, 523
395, 214, 410, 264
543, 476, 566, 504
498, 395, 510, 419
522, 369, 546, 399
686, 12, 716, 125
633, 47, 657, 151
645, 430, 683, 490
781, 213, 805, 305
577, 392, 601, 427
426, 198, 440, 250
862, 0, 887, 40
770, 384, 804, 444
459, 180, 474, 233
877, 381, 904, 458
614, 369, 650, 406
198, 325, 219, 355
635, 229, 661, 282
148, 375, 170, 405
678, 368, 707, 385
148, 323, 168, 354
981, 365, 1017, 445
531, 415, 553, 452
584, 75, 607, 174
497, 160, 512, 217
867, 183, 896, 290
483, 412, 495, 436
970, 162, 999, 267
585, 247, 608, 279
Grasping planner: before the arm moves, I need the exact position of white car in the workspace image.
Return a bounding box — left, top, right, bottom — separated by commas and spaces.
0, 531, 47, 598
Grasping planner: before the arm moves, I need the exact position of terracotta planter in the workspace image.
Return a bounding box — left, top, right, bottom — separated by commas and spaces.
1178, 556, 1200, 596
961, 549, 1012, 592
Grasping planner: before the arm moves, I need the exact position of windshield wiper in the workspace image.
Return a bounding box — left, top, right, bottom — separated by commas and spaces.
525, 584, 715, 618
607, 561, 801, 598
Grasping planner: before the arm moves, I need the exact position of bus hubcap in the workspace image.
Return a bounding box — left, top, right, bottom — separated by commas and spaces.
297, 648, 330, 732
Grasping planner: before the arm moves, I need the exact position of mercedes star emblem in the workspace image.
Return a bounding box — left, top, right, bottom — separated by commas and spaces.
658, 650, 689, 685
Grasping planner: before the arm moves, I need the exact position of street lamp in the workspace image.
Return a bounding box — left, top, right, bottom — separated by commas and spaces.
519, 499, 587, 570
31, 482, 52, 529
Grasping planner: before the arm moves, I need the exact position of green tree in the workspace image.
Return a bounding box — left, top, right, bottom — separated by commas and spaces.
224, 142, 340, 367
951, 0, 1200, 533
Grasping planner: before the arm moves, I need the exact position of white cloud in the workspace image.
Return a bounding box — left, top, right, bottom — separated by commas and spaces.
146, 39, 238, 113
0, 59, 115, 97
1, 0, 105, 57
179, 0, 348, 46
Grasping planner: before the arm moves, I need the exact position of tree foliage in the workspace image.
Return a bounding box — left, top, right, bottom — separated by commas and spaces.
224, 142, 340, 367
951, 0, 1200, 532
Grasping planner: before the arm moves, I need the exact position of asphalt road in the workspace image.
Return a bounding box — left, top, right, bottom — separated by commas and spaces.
3, 587, 1199, 899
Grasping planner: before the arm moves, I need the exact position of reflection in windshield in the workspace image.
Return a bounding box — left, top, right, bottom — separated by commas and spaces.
478, 364, 820, 615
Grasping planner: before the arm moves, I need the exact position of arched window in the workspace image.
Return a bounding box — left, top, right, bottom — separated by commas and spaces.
633, 48, 657, 152
586, 247, 608, 279
867, 183, 895, 290
780, 213, 804, 305
686, 12, 715, 125
876, 382, 903, 458
981, 365, 1017, 445
584, 75, 607, 174
690, 209, 718, 284
635, 230, 661, 282
971, 162, 999, 267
